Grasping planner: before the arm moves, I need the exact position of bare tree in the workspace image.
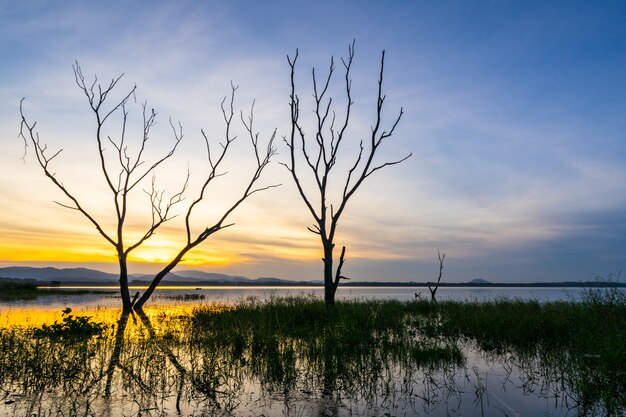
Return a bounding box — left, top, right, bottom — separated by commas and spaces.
20, 64, 277, 311
428, 250, 446, 302
283, 42, 411, 305
134, 92, 278, 310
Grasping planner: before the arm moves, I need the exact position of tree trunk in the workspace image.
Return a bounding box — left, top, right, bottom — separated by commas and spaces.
118, 253, 132, 310
134, 268, 170, 310
323, 242, 336, 305
133, 248, 189, 310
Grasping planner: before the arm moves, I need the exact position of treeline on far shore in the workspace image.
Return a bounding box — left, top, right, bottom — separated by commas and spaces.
1, 276, 625, 289
0, 278, 102, 300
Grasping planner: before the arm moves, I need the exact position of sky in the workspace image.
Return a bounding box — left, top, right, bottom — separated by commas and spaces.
0, 1, 625, 283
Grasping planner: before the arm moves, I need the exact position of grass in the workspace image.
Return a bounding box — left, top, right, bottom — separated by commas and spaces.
0, 290, 623, 416
413, 287, 626, 415
191, 297, 463, 390
430, 289, 626, 361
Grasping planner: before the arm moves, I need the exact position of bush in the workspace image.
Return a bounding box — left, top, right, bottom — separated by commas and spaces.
33, 308, 107, 340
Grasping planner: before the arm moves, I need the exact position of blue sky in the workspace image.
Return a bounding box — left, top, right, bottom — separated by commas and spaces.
0, 1, 625, 282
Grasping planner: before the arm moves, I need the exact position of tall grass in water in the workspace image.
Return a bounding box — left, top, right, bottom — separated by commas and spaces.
0, 293, 623, 416
190, 297, 463, 409
419, 287, 626, 415
191, 297, 463, 368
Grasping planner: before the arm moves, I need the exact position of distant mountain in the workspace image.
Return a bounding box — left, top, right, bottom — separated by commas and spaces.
0, 267, 117, 282
255, 277, 293, 284
0, 266, 292, 285
2, 267, 623, 288
171, 270, 252, 283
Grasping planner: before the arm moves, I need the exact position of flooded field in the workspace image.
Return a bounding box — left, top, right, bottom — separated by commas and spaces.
0, 285, 589, 327
0, 289, 623, 416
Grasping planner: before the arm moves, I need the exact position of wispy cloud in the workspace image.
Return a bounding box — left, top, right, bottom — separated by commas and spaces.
1, 1, 625, 281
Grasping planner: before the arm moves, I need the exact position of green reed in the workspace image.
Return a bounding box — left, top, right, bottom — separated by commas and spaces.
414, 287, 626, 415
0, 291, 623, 416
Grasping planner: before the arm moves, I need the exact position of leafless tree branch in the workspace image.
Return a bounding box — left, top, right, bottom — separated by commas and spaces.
133, 88, 279, 309
284, 41, 411, 305
428, 250, 446, 302
19, 98, 116, 248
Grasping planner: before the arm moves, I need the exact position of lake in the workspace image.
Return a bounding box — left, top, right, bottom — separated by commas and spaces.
0, 285, 587, 328
1, 285, 587, 310
0, 286, 622, 417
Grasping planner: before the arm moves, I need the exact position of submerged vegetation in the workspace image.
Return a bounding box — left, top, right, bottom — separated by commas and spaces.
0, 290, 624, 416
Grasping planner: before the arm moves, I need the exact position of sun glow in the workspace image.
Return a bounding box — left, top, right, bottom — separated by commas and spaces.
130, 248, 178, 264
128, 241, 241, 267
126, 236, 184, 264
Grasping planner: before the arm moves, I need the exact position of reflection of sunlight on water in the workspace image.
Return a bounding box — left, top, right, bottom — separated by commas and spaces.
0, 305, 121, 328
0, 286, 585, 329
0, 303, 226, 329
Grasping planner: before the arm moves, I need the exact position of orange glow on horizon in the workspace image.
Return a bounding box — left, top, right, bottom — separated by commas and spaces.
0, 216, 415, 276
0, 240, 412, 271
0, 245, 114, 264
128, 251, 239, 267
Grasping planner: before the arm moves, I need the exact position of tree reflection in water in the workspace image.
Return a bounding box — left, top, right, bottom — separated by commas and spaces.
0, 299, 623, 417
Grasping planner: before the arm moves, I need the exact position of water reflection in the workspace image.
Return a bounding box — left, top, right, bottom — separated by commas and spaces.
0, 285, 589, 314
0, 301, 622, 417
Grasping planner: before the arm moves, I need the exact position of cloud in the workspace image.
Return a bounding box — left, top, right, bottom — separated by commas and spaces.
1, 1, 625, 282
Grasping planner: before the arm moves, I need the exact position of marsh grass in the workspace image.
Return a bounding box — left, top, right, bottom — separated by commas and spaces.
188, 297, 465, 415
191, 297, 464, 374
189, 294, 624, 415
0, 293, 624, 416
418, 288, 626, 415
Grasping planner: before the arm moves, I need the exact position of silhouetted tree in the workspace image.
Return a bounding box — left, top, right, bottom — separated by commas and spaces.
20, 64, 277, 311
283, 42, 411, 305
428, 250, 445, 302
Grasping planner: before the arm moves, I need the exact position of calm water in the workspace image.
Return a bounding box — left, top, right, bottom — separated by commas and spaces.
0, 286, 619, 417
0, 286, 586, 327
1, 285, 587, 309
